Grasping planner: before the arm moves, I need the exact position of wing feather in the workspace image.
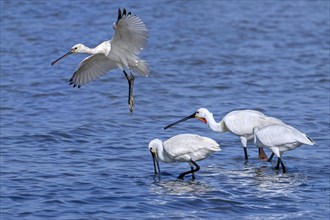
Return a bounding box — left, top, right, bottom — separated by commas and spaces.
256, 125, 314, 147
164, 134, 220, 161
223, 110, 284, 136
69, 54, 117, 88
111, 9, 148, 55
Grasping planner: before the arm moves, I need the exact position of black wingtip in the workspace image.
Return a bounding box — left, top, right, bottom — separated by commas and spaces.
68, 76, 82, 88
117, 8, 122, 23
68, 79, 76, 88
117, 8, 131, 24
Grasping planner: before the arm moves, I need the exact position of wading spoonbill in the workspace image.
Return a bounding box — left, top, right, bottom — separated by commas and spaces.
148, 134, 220, 180
253, 124, 315, 173
164, 108, 284, 161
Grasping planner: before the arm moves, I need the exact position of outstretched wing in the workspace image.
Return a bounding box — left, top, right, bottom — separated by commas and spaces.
69, 54, 117, 88
110, 8, 148, 55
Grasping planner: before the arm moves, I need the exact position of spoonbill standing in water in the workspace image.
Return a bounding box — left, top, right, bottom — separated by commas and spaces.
51, 8, 149, 112
164, 108, 285, 161
253, 124, 315, 173
148, 134, 220, 180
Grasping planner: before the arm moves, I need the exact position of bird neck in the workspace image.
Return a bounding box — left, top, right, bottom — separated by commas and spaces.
156, 145, 174, 163
78, 45, 95, 55
204, 113, 226, 133
77, 44, 108, 55
93, 41, 110, 55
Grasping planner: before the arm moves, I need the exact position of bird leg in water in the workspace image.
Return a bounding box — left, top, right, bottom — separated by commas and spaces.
279, 158, 286, 173
275, 158, 280, 170
243, 147, 249, 160
178, 159, 200, 180
275, 158, 286, 173
191, 167, 196, 179
258, 148, 268, 161
123, 70, 135, 112
267, 153, 275, 162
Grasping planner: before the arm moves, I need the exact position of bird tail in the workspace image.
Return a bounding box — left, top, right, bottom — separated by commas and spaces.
209, 142, 221, 152
213, 144, 221, 152
131, 59, 150, 77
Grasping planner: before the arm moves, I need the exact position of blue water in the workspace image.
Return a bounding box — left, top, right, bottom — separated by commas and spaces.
1, 0, 329, 219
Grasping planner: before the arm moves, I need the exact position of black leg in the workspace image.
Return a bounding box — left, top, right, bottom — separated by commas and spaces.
275, 158, 280, 170
268, 153, 275, 162
279, 158, 286, 173
178, 173, 185, 180
244, 147, 248, 160
191, 167, 195, 180
123, 70, 135, 112
177, 159, 200, 180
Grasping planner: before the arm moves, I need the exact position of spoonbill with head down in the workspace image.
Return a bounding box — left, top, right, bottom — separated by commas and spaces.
253, 124, 315, 173
51, 8, 149, 112
148, 134, 220, 180
164, 108, 285, 161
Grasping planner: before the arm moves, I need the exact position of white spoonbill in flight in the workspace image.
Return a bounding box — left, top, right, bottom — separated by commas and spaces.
164, 108, 285, 161
254, 124, 315, 173
148, 134, 220, 180
51, 8, 149, 112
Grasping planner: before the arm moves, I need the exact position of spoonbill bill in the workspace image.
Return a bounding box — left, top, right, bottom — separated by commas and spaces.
148, 134, 220, 180
164, 108, 285, 161
51, 8, 149, 112
254, 124, 315, 173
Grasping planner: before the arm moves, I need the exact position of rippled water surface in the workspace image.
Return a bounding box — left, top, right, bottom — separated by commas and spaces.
1, 1, 329, 219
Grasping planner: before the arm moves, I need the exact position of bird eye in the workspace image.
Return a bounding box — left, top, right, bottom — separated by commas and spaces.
74, 47, 77, 50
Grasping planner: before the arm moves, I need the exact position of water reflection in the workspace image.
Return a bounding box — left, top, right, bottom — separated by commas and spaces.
151, 178, 214, 196
219, 163, 308, 199
150, 161, 309, 200
254, 172, 308, 198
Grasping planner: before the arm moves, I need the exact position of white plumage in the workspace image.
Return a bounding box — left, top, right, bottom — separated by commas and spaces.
51, 8, 149, 112
254, 124, 315, 173
148, 134, 220, 179
164, 108, 285, 160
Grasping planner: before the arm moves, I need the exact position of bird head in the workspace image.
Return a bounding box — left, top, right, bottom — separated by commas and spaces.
70, 44, 85, 53
148, 139, 161, 174
195, 108, 210, 124
51, 44, 86, 66
164, 108, 209, 130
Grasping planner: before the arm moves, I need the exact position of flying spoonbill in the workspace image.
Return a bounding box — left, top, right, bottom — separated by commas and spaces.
254, 124, 315, 173
148, 134, 220, 180
164, 108, 285, 161
51, 8, 149, 112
